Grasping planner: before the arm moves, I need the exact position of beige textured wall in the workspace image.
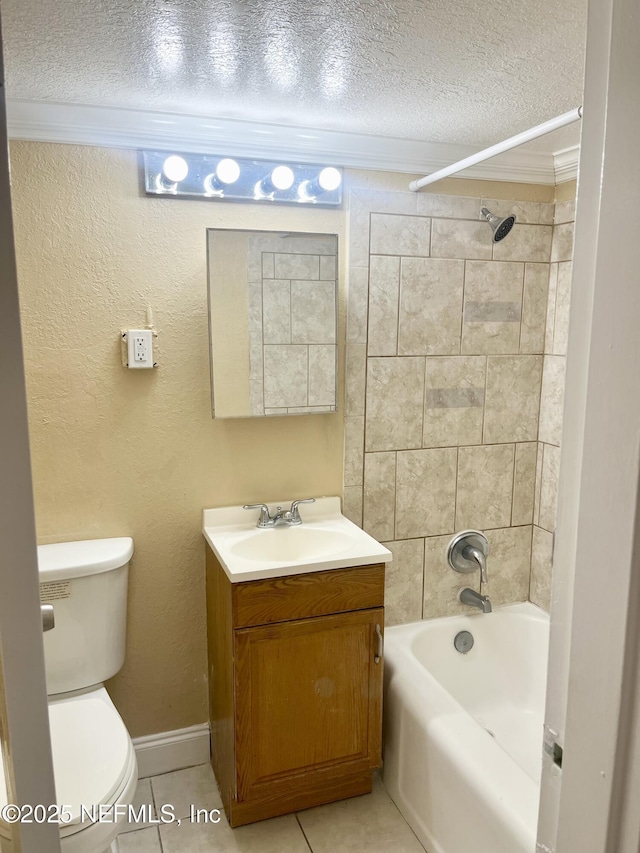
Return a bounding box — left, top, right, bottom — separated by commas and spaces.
9, 139, 558, 737
9, 141, 349, 737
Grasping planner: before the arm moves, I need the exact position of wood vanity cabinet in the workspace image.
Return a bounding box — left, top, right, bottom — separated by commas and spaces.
205, 543, 385, 827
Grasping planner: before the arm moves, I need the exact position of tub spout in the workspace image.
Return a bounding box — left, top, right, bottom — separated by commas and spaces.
459, 587, 492, 613
462, 544, 488, 584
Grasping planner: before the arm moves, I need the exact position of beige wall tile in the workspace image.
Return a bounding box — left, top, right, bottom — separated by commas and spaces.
345, 343, 366, 416
363, 451, 396, 541
291, 280, 336, 344
274, 252, 320, 280
249, 379, 264, 416
520, 263, 549, 353
395, 448, 457, 539
456, 444, 515, 530
319, 255, 336, 280
262, 279, 291, 344
417, 193, 479, 219
348, 195, 371, 268
545, 264, 558, 353
308, 345, 336, 407
423, 356, 486, 447
533, 442, 544, 526
263, 345, 307, 408
344, 416, 364, 487
424, 534, 481, 618
461, 260, 523, 354
512, 442, 537, 526
530, 525, 554, 611
342, 486, 363, 527
481, 525, 531, 606
493, 224, 552, 263
248, 281, 262, 332
261, 252, 275, 279
347, 267, 369, 344
539, 355, 566, 446
368, 255, 400, 355
552, 261, 572, 356
431, 219, 492, 260
551, 222, 574, 262
483, 355, 543, 443
398, 257, 465, 355
249, 331, 263, 379
539, 443, 561, 532
382, 539, 424, 625
365, 357, 425, 451
352, 188, 418, 215
481, 199, 554, 226
554, 200, 576, 225
370, 213, 431, 256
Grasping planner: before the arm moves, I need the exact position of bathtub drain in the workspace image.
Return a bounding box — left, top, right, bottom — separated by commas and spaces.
453, 630, 474, 654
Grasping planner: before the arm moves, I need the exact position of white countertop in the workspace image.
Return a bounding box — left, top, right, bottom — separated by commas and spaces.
203, 496, 392, 583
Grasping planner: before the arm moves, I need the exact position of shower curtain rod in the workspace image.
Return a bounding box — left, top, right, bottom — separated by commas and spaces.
409, 106, 583, 191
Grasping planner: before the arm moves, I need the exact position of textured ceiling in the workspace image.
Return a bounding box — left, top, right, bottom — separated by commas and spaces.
1, 0, 587, 150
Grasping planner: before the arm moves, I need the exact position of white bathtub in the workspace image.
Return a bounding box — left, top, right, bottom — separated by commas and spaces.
382, 602, 549, 853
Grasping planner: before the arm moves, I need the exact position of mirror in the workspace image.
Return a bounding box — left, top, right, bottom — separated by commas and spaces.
207, 229, 338, 418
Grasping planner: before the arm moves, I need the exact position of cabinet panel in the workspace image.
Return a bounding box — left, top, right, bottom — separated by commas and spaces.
234, 608, 384, 803
233, 564, 384, 628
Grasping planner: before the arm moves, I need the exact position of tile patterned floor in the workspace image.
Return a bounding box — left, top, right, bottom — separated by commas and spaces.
115, 764, 426, 852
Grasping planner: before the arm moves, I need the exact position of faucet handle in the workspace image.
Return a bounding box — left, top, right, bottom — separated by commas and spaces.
289, 498, 316, 524
243, 503, 273, 528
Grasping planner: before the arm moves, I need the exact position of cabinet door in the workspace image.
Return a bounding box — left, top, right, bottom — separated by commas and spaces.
234, 607, 383, 805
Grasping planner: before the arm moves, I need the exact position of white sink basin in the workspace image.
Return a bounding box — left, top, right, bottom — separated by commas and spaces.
202, 496, 392, 582
229, 526, 354, 563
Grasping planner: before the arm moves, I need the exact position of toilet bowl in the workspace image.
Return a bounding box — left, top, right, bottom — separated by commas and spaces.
0, 538, 138, 853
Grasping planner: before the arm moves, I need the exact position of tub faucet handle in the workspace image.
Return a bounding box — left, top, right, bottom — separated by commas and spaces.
447, 531, 490, 584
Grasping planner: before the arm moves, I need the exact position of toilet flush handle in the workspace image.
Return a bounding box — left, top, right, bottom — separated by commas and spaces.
41, 604, 55, 632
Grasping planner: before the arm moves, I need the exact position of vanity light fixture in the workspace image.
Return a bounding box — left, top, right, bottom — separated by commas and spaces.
298, 166, 342, 202
203, 157, 241, 196
142, 151, 343, 207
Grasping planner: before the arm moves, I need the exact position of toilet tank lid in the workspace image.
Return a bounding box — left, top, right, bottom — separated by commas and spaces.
38, 538, 134, 582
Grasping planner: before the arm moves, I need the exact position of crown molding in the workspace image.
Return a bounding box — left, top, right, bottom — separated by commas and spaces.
6, 99, 560, 185
553, 145, 580, 183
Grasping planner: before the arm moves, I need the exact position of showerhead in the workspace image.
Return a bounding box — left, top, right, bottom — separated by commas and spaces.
480, 207, 516, 243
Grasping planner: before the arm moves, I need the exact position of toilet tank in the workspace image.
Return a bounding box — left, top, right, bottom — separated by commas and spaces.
38, 538, 134, 696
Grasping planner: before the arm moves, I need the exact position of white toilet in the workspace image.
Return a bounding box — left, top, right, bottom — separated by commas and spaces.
0, 538, 138, 853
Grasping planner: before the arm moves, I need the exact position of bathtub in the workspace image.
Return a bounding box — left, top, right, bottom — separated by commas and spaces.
382, 602, 549, 853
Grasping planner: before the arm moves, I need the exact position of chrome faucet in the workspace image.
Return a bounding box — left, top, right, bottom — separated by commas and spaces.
459, 587, 492, 613
243, 498, 316, 528
461, 544, 488, 584
447, 530, 489, 584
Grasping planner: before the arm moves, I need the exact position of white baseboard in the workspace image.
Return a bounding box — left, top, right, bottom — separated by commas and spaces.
133, 723, 210, 779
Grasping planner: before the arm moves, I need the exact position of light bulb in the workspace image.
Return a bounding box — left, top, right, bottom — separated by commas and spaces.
162, 155, 189, 183
216, 158, 240, 184
318, 167, 341, 191
270, 165, 294, 190
297, 180, 316, 202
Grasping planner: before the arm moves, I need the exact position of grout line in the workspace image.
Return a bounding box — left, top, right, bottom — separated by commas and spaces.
295, 814, 315, 852
510, 442, 518, 526
518, 263, 526, 353
453, 445, 460, 531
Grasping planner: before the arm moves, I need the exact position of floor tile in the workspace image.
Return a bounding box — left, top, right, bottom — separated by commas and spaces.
297, 777, 425, 852
116, 826, 162, 852
119, 777, 156, 834
151, 763, 222, 821
160, 812, 310, 852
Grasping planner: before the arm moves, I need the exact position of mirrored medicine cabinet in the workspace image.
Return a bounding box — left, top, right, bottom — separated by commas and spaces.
207, 229, 338, 419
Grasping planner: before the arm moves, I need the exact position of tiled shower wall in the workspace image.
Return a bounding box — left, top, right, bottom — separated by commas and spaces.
530, 199, 576, 609
343, 188, 557, 626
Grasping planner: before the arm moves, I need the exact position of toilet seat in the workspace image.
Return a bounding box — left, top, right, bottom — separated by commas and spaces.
49, 688, 134, 834
0, 687, 137, 850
